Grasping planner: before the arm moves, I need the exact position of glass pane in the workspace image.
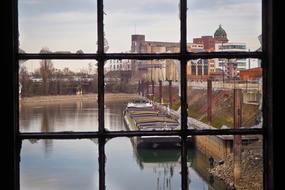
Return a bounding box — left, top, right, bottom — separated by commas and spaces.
187, 135, 263, 189
104, 59, 181, 131
187, 59, 262, 129
19, 0, 97, 53
21, 139, 99, 190
104, 0, 180, 53
187, 0, 262, 52
19, 60, 98, 132
105, 137, 182, 189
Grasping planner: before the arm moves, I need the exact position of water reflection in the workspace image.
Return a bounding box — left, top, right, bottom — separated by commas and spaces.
20, 102, 99, 132
20, 102, 127, 132
21, 140, 99, 190
20, 102, 228, 190
188, 149, 229, 190
133, 143, 180, 189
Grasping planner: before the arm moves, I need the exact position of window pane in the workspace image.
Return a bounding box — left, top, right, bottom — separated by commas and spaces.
187, 59, 262, 129
104, 59, 181, 131
19, 60, 98, 132
104, 0, 180, 53
188, 135, 263, 189
105, 137, 182, 189
21, 139, 99, 190
19, 0, 97, 53
187, 0, 262, 52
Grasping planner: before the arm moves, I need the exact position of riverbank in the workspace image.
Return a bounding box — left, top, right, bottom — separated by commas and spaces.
20, 93, 142, 105
209, 140, 263, 190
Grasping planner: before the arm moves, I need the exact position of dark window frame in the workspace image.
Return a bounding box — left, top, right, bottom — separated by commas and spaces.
8, 0, 273, 189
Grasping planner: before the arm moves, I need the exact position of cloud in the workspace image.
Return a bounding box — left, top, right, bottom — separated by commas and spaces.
19, 0, 261, 53
20, 11, 97, 24
104, 0, 178, 15
19, 0, 97, 17
188, 0, 260, 11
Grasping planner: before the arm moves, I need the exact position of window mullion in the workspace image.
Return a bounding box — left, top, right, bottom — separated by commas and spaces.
97, 0, 105, 190
262, 0, 274, 189
97, 0, 104, 133
180, 0, 188, 190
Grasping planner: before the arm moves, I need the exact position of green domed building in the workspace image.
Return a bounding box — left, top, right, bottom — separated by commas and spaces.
214, 24, 229, 43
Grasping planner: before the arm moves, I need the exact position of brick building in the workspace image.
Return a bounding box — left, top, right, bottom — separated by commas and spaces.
239, 67, 262, 81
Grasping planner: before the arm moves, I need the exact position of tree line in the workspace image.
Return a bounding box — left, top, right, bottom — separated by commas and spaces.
19, 63, 98, 97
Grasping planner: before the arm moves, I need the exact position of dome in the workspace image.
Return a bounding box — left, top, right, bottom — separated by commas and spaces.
214, 24, 227, 37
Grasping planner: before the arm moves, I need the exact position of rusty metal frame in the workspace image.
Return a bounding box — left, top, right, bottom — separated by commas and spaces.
9, 0, 274, 189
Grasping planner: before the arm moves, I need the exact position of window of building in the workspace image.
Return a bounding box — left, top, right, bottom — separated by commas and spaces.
9, 0, 273, 189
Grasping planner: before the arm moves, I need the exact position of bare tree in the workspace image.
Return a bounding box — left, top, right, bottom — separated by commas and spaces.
19, 65, 33, 96
40, 47, 54, 95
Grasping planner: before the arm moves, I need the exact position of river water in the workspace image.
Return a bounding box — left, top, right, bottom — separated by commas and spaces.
20, 101, 228, 190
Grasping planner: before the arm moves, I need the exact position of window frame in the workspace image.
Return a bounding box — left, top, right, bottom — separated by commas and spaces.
8, 0, 273, 189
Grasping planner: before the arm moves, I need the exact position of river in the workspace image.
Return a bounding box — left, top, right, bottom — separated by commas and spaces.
20, 101, 228, 190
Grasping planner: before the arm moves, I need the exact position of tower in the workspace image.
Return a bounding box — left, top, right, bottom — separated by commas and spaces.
214, 24, 229, 43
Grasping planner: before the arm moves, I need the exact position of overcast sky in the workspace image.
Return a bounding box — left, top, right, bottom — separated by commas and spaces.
19, 0, 261, 72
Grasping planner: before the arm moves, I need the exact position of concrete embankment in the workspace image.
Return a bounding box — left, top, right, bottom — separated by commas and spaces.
20, 93, 142, 105
209, 140, 263, 190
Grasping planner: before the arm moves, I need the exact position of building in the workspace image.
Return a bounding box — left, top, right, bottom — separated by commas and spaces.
214, 24, 229, 43
215, 42, 248, 71
131, 25, 234, 82
193, 36, 216, 51
193, 25, 229, 51
108, 59, 131, 72
256, 34, 262, 67
191, 25, 231, 76
187, 59, 210, 80
131, 34, 206, 82
239, 67, 262, 81
224, 59, 239, 80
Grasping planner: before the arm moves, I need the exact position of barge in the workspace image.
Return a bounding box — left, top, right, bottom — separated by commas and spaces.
124, 99, 181, 148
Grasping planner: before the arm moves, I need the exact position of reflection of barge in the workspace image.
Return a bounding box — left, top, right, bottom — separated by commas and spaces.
123, 99, 180, 148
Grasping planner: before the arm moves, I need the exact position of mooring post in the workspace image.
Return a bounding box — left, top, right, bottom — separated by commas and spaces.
168, 80, 173, 108
233, 88, 242, 184
159, 80, 162, 104
141, 80, 145, 96
151, 80, 155, 101
207, 79, 212, 125
138, 80, 141, 95
146, 81, 149, 98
